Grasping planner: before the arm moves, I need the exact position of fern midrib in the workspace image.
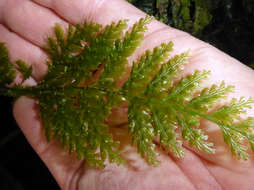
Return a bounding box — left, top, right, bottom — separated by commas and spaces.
166, 72, 207, 100
188, 86, 227, 106
2, 81, 248, 140
150, 60, 181, 87
134, 95, 250, 141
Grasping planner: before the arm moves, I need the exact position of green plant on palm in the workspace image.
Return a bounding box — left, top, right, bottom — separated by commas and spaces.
0, 17, 254, 168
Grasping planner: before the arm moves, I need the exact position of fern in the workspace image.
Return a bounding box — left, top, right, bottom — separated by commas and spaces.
0, 43, 16, 85
0, 16, 254, 168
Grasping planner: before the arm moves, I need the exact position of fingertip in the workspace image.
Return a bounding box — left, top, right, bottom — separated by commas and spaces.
13, 96, 36, 123
13, 96, 48, 151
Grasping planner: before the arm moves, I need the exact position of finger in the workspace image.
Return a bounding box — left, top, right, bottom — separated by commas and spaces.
0, 24, 48, 81
0, 0, 68, 47
32, 0, 195, 51
13, 96, 84, 189
32, 0, 161, 30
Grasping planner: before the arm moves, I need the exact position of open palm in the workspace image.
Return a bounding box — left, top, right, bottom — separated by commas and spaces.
1, 0, 254, 189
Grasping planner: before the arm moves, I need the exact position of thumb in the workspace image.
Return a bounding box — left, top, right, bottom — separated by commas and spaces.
13, 96, 84, 189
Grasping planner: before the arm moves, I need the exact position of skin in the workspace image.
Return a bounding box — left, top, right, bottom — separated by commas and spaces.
1, 0, 254, 189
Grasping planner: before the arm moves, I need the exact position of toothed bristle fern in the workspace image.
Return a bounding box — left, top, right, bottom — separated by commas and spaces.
1, 16, 254, 168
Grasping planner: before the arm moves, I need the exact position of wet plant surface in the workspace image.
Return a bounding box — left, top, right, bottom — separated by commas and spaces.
1, 0, 254, 189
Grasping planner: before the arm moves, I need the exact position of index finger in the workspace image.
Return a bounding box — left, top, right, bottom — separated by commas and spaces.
31, 0, 200, 54
32, 0, 163, 31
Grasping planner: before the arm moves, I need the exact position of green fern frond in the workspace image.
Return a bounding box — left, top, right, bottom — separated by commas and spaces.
0, 43, 16, 85
1, 17, 254, 167
210, 97, 254, 123
187, 81, 234, 112
16, 60, 32, 82
147, 52, 188, 99
167, 70, 210, 103
123, 42, 173, 96
98, 16, 152, 88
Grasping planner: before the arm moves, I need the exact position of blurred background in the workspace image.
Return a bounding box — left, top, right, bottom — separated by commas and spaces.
129, 0, 254, 65
1, 0, 254, 189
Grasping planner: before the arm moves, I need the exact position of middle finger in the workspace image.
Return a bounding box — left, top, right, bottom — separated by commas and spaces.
0, 0, 68, 47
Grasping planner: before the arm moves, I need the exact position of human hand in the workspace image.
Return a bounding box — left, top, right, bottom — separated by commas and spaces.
1, 0, 254, 189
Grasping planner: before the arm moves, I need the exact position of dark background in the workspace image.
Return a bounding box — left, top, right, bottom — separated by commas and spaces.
131, 0, 254, 65
0, 0, 254, 189
0, 96, 59, 189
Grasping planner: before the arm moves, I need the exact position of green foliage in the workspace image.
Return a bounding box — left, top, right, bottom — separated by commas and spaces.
169, 0, 212, 35
1, 17, 254, 167
16, 60, 32, 82
0, 43, 16, 85
131, 0, 213, 35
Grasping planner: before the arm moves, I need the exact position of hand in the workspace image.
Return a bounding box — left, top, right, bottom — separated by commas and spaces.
1, 0, 254, 189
